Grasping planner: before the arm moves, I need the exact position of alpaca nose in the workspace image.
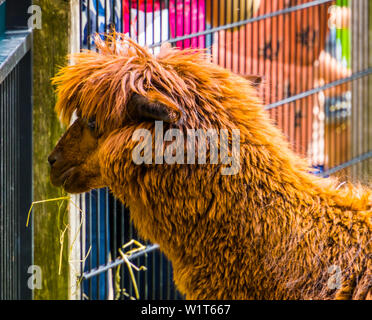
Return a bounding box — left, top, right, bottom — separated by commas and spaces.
48, 154, 58, 166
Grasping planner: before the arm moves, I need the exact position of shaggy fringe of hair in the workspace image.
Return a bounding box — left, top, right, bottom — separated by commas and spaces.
53, 33, 213, 131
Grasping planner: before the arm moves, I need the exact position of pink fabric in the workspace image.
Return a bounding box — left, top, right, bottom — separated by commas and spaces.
169, 0, 206, 48
122, 0, 206, 48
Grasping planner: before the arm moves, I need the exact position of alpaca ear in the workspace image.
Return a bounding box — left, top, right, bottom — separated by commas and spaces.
127, 93, 180, 123
242, 74, 263, 87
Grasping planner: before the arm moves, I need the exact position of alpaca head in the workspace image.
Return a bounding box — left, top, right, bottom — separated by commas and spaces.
49, 33, 262, 194
48, 91, 182, 193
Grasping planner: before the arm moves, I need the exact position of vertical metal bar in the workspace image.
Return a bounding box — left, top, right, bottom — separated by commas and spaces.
3, 67, 7, 297
136, 0, 139, 43
108, 193, 114, 299
149, 235, 155, 299
262, 0, 267, 103
12, 65, 17, 297
119, 202, 124, 299
277, 1, 283, 134
217, 0, 220, 65
105, 188, 110, 298
112, 0, 119, 33
8, 66, 11, 297
353, 0, 358, 177
188, 0, 192, 49
144, 0, 147, 46
168, 0, 171, 41
5, 69, 9, 298
223, 0, 227, 68
0, 77, 3, 299
238, 0, 241, 73
368, 1, 371, 179
152, 0, 155, 54
120, 203, 128, 297
0, 78, 2, 299
129, 0, 132, 38
249, 0, 253, 75
290, 2, 296, 153
330, 1, 338, 167
203, 0, 207, 49
310, 1, 316, 167
307, 3, 312, 162
183, 0, 186, 49
5, 67, 9, 298
167, 258, 172, 299
328, 1, 334, 170
174, 0, 178, 44
345, 0, 350, 167
8, 67, 12, 297
96, 190, 101, 299
299, 4, 305, 157
9, 64, 13, 297
9, 65, 13, 297
268, 1, 274, 110
80, 0, 83, 49
96, 0, 99, 37
337, 2, 343, 168
11, 66, 14, 297
2, 64, 5, 299
87, 0, 91, 49
362, 0, 368, 177
322, 2, 329, 172
160, 0, 163, 45
196, 0, 200, 48
3, 71, 6, 298
14, 65, 20, 297
105, 0, 108, 33
1, 76, 3, 299
230, 0, 234, 71
88, 192, 93, 299
209, 0, 214, 57
2, 74, 4, 299
79, 194, 84, 299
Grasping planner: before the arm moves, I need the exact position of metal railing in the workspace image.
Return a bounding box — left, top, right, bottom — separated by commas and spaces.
0, 27, 33, 300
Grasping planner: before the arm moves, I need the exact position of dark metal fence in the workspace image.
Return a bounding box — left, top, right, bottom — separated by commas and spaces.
0, 0, 33, 300
79, 190, 181, 300
77, 0, 371, 300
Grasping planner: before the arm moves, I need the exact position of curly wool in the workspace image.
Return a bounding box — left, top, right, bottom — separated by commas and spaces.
53, 34, 371, 300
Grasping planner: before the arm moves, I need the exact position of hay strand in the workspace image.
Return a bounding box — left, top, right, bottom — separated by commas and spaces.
26, 196, 70, 227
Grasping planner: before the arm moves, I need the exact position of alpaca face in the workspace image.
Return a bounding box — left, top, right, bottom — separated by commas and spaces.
49, 34, 261, 193
48, 117, 105, 193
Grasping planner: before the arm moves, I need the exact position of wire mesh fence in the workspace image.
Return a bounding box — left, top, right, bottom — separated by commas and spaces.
76, 0, 372, 300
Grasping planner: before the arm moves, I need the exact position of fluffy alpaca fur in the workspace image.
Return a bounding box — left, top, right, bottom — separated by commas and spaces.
52, 33, 371, 299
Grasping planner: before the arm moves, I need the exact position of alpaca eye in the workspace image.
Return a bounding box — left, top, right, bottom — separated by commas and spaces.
87, 118, 96, 130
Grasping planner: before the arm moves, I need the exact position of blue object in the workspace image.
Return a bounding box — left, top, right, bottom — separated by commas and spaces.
0, 1, 6, 37
82, 0, 122, 47
83, 189, 111, 300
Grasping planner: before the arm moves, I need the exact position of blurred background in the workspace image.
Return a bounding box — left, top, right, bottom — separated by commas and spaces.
0, 0, 371, 300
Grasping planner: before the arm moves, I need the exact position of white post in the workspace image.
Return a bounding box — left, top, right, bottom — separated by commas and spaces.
68, 0, 84, 300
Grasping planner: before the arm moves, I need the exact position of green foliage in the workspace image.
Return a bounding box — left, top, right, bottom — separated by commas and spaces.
32, 0, 70, 300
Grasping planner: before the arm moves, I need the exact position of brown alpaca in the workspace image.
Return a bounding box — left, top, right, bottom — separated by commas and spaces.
49, 33, 371, 300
